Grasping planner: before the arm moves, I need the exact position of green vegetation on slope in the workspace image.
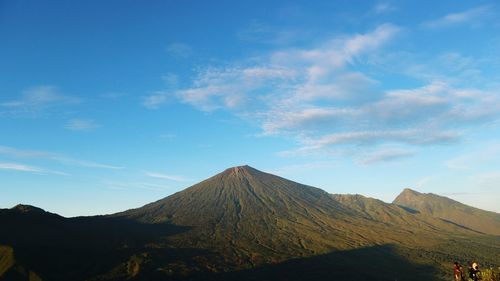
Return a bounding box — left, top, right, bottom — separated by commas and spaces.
394, 188, 500, 235
1, 166, 499, 280
0, 246, 15, 277
0, 245, 42, 281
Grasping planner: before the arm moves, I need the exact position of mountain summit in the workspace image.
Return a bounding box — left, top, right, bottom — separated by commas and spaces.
393, 188, 500, 235
2, 167, 499, 281
9, 204, 46, 214
118, 167, 482, 265
121, 165, 348, 224
119, 165, 358, 262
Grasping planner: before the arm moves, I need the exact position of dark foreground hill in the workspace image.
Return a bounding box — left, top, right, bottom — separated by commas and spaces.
1, 166, 499, 281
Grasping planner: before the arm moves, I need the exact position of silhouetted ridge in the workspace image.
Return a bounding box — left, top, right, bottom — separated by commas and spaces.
11, 204, 45, 214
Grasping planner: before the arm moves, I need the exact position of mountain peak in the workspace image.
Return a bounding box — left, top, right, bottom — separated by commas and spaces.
11, 204, 45, 214
223, 165, 253, 174
401, 188, 421, 195
222, 165, 256, 175
119, 165, 347, 226
217, 165, 269, 183
394, 188, 421, 203
393, 188, 500, 235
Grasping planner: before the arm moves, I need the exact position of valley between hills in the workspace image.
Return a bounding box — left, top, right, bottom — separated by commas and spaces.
1, 166, 499, 280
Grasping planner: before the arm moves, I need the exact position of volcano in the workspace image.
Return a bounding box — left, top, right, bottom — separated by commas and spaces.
1, 166, 499, 281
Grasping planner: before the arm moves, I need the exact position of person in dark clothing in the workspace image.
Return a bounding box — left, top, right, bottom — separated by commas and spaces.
468, 262, 480, 281
459, 264, 466, 281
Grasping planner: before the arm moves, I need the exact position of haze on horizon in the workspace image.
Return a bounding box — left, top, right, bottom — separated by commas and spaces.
1, 0, 500, 217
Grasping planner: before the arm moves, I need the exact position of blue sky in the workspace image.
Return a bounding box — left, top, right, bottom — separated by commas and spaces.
1, 0, 500, 216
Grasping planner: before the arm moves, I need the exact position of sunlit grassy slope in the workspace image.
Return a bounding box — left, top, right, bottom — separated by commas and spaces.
394, 188, 500, 235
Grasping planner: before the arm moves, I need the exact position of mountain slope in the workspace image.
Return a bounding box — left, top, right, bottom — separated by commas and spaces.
117, 167, 485, 269
393, 188, 500, 235
0, 246, 16, 278
0, 245, 42, 281
331, 193, 443, 226
118, 166, 362, 262
0, 205, 188, 281
1, 167, 499, 281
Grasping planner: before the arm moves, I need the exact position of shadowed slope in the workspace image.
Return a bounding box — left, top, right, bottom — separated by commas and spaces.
0, 205, 190, 281
393, 188, 500, 235
0, 246, 14, 277
213, 245, 438, 281
0, 245, 42, 281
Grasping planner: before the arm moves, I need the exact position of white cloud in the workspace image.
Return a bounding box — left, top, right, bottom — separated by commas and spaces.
263, 80, 498, 143
163, 24, 397, 113
0, 161, 68, 175
270, 24, 399, 81
142, 91, 171, 109
1, 86, 80, 116
262, 107, 358, 135
422, 6, 491, 28
171, 65, 298, 111
161, 73, 179, 86
237, 20, 299, 45
378, 51, 486, 86
160, 133, 177, 140
357, 147, 414, 165
305, 130, 459, 148
65, 119, 99, 131
0, 146, 48, 158
146, 24, 398, 113
373, 3, 397, 14
104, 181, 173, 191
166, 42, 192, 58
152, 23, 500, 162
293, 72, 380, 102
276, 146, 334, 158
342, 24, 399, 60
58, 158, 123, 170
0, 162, 44, 173
145, 171, 189, 182
0, 145, 123, 170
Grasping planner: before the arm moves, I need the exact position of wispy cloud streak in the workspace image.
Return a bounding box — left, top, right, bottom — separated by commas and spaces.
0, 161, 68, 175
0, 146, 123, 170
358, 147, 414, 165
1, 86, 80, 117
65, 119, 99, 131
145, 171, 189, 182
422, 6, 491, 28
